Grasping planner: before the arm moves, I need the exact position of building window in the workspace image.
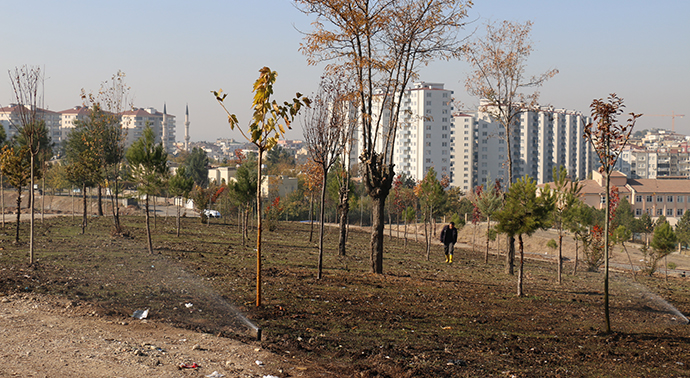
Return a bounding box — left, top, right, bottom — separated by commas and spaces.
657, 209, 663, 216
635, 208, 642, 216
600, 197, 606, 204
667, 208, 674, 216
657, 196, 663, 202
667, 196, 674, 203
679, 196, 685, 203
678, 209, 684, 216
646, 195, 653, 202
635, 195, 642, 202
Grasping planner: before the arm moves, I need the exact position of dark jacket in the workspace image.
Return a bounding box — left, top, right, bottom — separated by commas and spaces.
440, 225, 458, 245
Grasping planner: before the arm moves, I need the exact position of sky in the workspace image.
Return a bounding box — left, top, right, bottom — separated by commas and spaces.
2, 0, 688, 142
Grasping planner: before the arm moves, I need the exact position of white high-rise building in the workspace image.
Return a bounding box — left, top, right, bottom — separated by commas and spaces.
451, 112, 506, 192
349, 82, 593, 191
450, 104, 593, 192
394, 82, 453, 181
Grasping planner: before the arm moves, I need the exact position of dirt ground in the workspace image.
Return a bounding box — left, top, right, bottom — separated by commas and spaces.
0, 192, 310, 378
1, 191, 690, 377
0, 293, 301, 378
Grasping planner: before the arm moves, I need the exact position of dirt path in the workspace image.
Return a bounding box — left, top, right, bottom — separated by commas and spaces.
327, 221, 690, 275
0, 293, 310, 378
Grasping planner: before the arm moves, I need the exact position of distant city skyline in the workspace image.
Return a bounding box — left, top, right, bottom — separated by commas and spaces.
2, 0, 688, 143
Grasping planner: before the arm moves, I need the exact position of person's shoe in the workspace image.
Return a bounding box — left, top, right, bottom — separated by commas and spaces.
449, 255, 453, 264
444, 255, 449, 263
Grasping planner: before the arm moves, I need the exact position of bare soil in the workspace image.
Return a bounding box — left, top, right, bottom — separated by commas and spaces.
0, 192, 689, 377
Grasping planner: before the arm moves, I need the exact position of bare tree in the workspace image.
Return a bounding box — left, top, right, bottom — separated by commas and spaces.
463, 21, 558, 275
584, 93, 640, 333
298, 0, 471, 274
8, 66, 51, 264
303, 74, 350, 279
335, 93, 358, 257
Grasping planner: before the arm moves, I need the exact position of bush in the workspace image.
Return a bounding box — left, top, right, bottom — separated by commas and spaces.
547, 239, 558, 250
583, 225, 609, 272
264, 197, 283, 232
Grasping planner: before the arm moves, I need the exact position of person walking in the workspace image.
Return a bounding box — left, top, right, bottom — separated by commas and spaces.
440, 222, 458, 263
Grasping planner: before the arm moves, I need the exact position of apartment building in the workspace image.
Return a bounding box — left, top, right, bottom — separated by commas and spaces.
450, 103, 593, 191
120, 107, 176, 153
393, 82, 453, 182
617, 144, 690, 179
451, 112, 506, 192
0, 104, 61, 146
58, 106, 92, 142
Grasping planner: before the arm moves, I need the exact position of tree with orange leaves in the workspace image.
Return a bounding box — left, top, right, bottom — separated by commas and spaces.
297, 0, 471, 274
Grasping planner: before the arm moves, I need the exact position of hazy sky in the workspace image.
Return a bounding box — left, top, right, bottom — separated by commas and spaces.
2, 0, 688, 142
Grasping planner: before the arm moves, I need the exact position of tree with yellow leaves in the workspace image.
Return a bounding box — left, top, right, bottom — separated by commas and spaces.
213, 67, 309, 307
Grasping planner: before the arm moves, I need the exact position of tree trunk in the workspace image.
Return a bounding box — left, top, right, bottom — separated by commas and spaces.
370, 195, 386, 274
41, 171, 45, 223
1, 174, 4, 229
113, 176, 121, 232
518, 234, 524, 297
14, 186, 21, 243
604, 172, 611, 333
255, 150, 264, 306
71, 185, 74, 220
145, 195, 153, 254
317, 169, 328, 279
154, 195, 158, 229
29, 154, 34, 264
109, 178, 121, 233
404, 219, 408, 248
485, 217, 491, 264
472, 221, 477, 253
424, 215, 430, 261
97, 185, 103, 216
558, 231, 563, 284
81, 183, 87, 234
176, 197, 181, 237
505, 235, 515, 275
414, 213, 418, 243
309, 192, 314, 242
505, 117, 517, 277
337, 190, 349, 257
